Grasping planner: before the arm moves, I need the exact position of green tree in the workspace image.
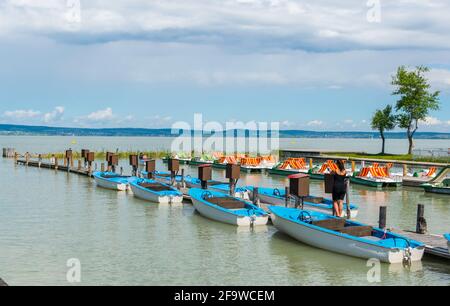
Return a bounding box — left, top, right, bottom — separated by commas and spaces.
371, 105, 396, 154
392, 66, 440, 154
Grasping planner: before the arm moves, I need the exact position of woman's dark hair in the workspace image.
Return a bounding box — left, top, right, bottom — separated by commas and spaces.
336, 160, 345, 172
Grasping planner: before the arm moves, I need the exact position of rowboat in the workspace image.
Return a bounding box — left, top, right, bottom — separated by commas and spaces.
246, 186, 358, 219
269, 206, 425, 264
93, 172, 134, 191
129, 178, 183, 203
189, 188, 269, 227
147, 171, 250, 199
444, 234, 450, 253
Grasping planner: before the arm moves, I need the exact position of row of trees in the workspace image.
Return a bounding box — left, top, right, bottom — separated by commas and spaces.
371, 66, 440, 155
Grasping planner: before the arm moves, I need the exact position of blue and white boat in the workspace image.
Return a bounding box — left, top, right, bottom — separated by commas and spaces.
269, 206, 424, 264
145, 171, 250, 199
93, 172, 134, 191
445, 234, 450, 253
247, 186, 358, 218
130, 178, 183, 204
189, 188, 268, 227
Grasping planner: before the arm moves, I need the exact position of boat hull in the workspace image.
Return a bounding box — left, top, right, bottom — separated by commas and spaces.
258, 193, 358, 219
350, 177, 402, 188
130, 183, 183, 204
423, 186, 450, 195
191, 197, 268, 226
93, 174, 130, 191
270, 212, 424, 264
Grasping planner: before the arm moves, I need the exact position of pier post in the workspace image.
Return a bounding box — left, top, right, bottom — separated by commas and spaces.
54, 156, 59, 170
379, 206, 387, 230
416, 204, 427, 234
181, 169, 185, 188
403, 165, 408, 177
25, 152, 30, 166
38, 154, 42, 168
345, 179, 351, 219
14, 152, 18, 164
285, 187, 290, 207
253, 187, 259, 207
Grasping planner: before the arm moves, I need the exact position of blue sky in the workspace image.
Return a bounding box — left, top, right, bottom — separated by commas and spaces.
0, 0, 449, 132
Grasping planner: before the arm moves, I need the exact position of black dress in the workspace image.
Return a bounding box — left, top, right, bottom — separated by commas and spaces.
332, 172, 347, 201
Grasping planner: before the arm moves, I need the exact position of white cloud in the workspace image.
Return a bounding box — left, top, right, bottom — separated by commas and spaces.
3, 109, 41, 119
43, 106, 64, 123
85, 107, 114, 122
307, 120, 323, 127
420, 116, 442, 126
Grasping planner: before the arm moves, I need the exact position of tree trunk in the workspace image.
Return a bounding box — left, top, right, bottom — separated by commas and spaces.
408, 135, 413, 155
381, 131, 386, 155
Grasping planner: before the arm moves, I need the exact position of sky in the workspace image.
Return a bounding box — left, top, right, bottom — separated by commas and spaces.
0, 0, 449, 132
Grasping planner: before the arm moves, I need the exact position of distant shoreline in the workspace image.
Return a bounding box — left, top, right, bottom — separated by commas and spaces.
1, 124, 449, 139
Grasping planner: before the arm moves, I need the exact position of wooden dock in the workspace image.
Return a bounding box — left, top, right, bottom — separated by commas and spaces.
16, 159, 93, 177
392, 229, 450, 260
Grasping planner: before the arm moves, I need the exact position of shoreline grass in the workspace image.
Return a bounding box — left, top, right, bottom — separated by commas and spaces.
326, 152, 449, 164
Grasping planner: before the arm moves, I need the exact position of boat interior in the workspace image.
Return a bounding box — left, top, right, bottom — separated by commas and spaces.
138, 182, 174, 192
101, 174, 131, 179
207, 197, 247, 209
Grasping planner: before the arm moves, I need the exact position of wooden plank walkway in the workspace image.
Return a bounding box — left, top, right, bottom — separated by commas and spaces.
392, 229, 450, 260
16, 159, 93, 177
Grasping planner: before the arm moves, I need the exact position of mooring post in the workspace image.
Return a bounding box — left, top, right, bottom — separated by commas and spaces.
416, 204, 427, 234
379, 206, 387, 230
38, 154, 42, 168
285, 187, 290, 207
345, 179, 351, 219
403, 164, 408, 177
54, 156, 58, 170
253, 187, 259, 207
25, 152, 30, 166
14, 152, 18, 164
181, 169, 185, 188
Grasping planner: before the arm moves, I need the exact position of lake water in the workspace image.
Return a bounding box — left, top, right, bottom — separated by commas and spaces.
0, 136, 449, 286
1, 136, 449, 155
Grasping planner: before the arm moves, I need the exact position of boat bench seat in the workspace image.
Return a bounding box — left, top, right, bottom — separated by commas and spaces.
139, 183, 174, 191
101, 175, 130, 179
304, 196, 324, 204
312, 218, 346, 231
208, 197, 246, 209
208, 181, 228, 186
339, 226, 373, 237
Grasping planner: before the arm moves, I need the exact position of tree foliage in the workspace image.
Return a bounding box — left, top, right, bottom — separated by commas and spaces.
391, 66, 440, 154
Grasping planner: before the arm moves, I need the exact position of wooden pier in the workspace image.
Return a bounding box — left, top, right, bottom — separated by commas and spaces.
379, 204, 450, 261
16, 159, 93, 177
392, 230, 450, 260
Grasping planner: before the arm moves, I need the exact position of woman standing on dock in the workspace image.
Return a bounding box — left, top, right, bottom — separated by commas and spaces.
332, 160, 347, 217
